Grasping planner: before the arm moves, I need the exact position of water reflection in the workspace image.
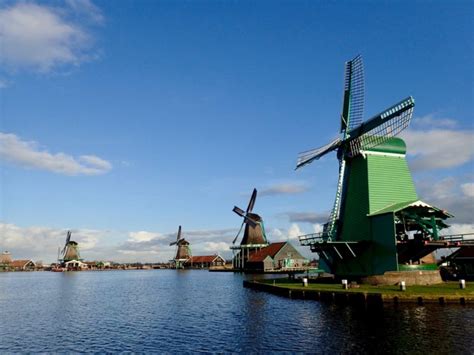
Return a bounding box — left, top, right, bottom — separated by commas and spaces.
0, 271, 473, 353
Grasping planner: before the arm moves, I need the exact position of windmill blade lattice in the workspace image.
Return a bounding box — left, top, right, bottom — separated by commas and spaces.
347, 97, 415, 157
341, 54, 364, 133
62, 230, 71, 255
232, 189, 259, 244
169, 226, 182, 246
294, 55, 415, 241
296, 138, 342, 170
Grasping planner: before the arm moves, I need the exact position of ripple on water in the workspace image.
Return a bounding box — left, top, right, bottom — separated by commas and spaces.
1, 270, 473, 352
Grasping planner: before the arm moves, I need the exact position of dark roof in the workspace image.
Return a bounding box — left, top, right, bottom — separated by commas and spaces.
247, 242, 287, 262
189, 255, 224, 263
451, 247, 474, 259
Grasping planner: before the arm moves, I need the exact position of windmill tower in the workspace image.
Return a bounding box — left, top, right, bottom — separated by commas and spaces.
230, 188, 269, 270
0, 251, 12, 265
169, 226, 191, 269
296, 55, 452, 279
60, 230, 81, 263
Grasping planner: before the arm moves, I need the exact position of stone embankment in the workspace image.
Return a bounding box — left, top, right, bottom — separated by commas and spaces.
243, 279, 473, 306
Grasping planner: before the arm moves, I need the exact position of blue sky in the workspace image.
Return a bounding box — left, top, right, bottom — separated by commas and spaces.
0, 0, 473, 262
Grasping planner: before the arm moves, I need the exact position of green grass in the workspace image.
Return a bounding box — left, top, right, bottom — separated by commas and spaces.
259, 279, 473, 299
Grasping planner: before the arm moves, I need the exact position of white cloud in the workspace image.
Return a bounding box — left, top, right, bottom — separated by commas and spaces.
118, 227, 239, 261
268, 223, 318, 242
203, 242, 230, 253
260, 182, 309, 196
283, 211, 327, 224
413, 114, 458, 129
461, 183, 474, 198
417, 176, 474, 224
0, 221, 317, 263
65, 0, 104, 24
128, 231, 163, 243
0, 223, 102, 261
312, 224, 323, 233
288, 223, 303, 240
0, 2, 101, 73
268, 227, 285, 241
403, 127, 474, 171
0, 132, 112, 175
443, 223, 474, 236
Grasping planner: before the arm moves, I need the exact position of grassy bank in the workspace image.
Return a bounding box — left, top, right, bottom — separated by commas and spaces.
253, 279, 474, 303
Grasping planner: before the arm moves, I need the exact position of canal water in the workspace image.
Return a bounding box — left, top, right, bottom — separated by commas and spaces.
1, 270, 473, 353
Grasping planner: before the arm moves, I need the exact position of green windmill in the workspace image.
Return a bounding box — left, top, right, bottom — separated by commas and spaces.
297, 55, 452, 279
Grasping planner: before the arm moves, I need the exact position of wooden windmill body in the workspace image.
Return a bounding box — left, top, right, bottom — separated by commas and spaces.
230, 189, 269, 270
170, 226, 191, 269
60, 231, 81, 264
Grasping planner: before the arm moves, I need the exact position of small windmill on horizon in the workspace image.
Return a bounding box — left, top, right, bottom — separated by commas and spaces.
230, 188, 269, 270
59, 230, 81, 264
169, 226, 191, 269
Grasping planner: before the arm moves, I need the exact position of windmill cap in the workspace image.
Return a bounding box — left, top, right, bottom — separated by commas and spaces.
363, 137, 407, 155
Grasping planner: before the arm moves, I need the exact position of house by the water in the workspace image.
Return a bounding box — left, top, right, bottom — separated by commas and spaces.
1, 251, 36, 271
184, 255, 226, 268
9, 259, 36, 271
245, 242, 307, 272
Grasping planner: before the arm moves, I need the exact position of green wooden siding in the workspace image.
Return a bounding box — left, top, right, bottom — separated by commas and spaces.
366, 154, 418, 214
340, 157, 370, 242
335, 138, 418, 276
370, 213, 399, 274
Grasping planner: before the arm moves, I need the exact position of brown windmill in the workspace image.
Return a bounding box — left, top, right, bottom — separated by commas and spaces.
169, 225, 191, 269
60, 231, 81, 263
230, 188, 269, 270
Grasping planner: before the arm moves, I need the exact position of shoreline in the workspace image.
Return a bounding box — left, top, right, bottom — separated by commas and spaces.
243, 279, 474, 306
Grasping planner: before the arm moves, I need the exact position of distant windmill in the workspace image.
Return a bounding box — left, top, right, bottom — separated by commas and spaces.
61, 230, 81, 263
231, 189, 269, 270
169, 226, 191, 269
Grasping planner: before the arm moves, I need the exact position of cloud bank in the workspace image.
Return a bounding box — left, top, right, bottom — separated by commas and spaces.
0, 132, 112, 175
0, 1, 102, 73
0, 223, 102, 262
260, 182, 309, 196
283, 211, 328, 224
403, 117, 474, 171
417, 176, 474, 225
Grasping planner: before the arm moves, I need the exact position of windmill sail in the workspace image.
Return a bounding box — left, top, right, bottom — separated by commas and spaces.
170, 226, 191, 267
295, 55, 415, 241
341, 55, 364, 133
347, 96, 415, 157
296, 138, 342, 170
61, 231, 80, 261
232, 189, 267, 245
169, 226, 182, 246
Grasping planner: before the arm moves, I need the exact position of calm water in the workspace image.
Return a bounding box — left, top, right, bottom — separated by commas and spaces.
1, 270, 473, 353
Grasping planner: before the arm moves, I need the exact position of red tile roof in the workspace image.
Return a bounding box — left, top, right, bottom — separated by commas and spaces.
247, 242, 287, 262
10, 260, 34, 268
189, 255, 224, 263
